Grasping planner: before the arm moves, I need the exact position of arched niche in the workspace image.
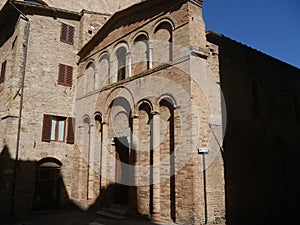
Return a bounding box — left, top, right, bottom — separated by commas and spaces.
85, 61, 96, 93
153, 21, 173, 65
98, 53, 110, 87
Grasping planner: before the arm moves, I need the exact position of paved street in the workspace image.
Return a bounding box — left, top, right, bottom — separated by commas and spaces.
2, 209, 173, 225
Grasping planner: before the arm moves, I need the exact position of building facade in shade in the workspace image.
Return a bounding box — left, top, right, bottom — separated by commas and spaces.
1, 0, 300, 224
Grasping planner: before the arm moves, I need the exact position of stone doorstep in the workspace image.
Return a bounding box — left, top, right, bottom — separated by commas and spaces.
95, 204, 128, 220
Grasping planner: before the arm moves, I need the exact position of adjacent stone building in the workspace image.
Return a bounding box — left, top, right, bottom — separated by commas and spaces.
0, 0, 139, 220
0, 0, 299, 224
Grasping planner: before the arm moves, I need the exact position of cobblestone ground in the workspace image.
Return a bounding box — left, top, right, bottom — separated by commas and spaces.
2, 209, 173, 225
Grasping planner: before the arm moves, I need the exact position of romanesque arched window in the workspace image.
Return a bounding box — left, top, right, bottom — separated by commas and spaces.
153, 21, 173, 65
116, 47, 127, 81
132, 34, 149, 74
98, 53, 110, 87
85, 61, 95, 92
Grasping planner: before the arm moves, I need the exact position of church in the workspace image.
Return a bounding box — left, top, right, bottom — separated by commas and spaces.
0, 0, 299, 224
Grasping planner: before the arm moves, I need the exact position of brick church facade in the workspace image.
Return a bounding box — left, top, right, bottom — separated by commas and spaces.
0, 0, 299, 224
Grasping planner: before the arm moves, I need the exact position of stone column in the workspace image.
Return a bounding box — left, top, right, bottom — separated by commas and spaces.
88, 123, 96, 200
77, 125, 85, 200
148, 44, 153, 69
128, 115, 139, 215
152, 111, 161, 221
111, 59, 117, 83
101, 122, 108, 189
127, 52, 132, 77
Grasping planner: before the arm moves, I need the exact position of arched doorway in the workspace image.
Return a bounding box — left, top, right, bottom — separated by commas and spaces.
33, 158, 62, 211
114, 136, 129, 204
109, 97, 132, 205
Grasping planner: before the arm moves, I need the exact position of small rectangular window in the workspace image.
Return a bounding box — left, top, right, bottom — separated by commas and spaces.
0, 60, 7, 84
42, 114, 75, 144
51, 116, 66, 142
58, 63, 73, 87
60, 23, 75, 45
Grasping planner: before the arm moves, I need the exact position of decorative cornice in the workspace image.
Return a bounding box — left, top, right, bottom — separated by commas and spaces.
189, 0, 203, 7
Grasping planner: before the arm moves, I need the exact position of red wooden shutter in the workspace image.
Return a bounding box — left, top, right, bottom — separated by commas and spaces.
66, 65, 73, 87
60, 23, 74, 45
42, 114, 52, 142
58, 64, 73, 87
66, 117, 75, 144
60, 23, 67, 43
58, 64, 65, 85
0, 60, 7, 83
68, 25, 74, 45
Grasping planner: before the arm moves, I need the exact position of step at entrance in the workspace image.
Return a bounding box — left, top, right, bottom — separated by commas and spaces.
96, 204, 128, 220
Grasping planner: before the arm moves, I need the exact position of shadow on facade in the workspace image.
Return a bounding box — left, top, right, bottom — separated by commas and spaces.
216, 35, 300, 225
0, 146, 76, 223
88, 184, 141, 216
87, 145, 149, 219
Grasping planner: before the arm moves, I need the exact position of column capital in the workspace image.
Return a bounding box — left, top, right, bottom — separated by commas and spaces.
148, 42, 154, 49
131, 114, 140, 119
151, 111, 160, 116
101, 121, 108, 125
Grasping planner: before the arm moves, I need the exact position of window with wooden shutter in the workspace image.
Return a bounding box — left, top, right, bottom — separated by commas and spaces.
42, 114, 52, 142
58, 64, 73, 87
0, 60, 7, 84
66, 117, 75, 144
60, 23, 74, 45
51, 116, 66, 142
42, 114, 72, 143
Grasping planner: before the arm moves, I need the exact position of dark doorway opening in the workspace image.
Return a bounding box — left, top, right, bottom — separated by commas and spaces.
33, 158, 62, 211
114, 137, 129, 204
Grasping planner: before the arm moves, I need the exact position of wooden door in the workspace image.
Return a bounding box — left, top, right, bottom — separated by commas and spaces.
114, 137, 129, 204
33, 166, 61, 211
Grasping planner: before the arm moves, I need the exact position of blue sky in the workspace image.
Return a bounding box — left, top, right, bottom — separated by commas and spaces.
202, 0, 300, 69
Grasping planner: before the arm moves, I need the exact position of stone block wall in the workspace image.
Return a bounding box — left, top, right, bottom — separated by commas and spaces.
12, 13, 81, 214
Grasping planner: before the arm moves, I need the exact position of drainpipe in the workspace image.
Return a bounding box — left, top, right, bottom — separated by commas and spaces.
9, 0, 30, 217
87, 124, 91, 200
83, 117, 91, 200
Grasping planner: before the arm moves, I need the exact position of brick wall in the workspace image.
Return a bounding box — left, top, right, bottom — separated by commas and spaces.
207, 32, 300, 225
75, 1, 225, 224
